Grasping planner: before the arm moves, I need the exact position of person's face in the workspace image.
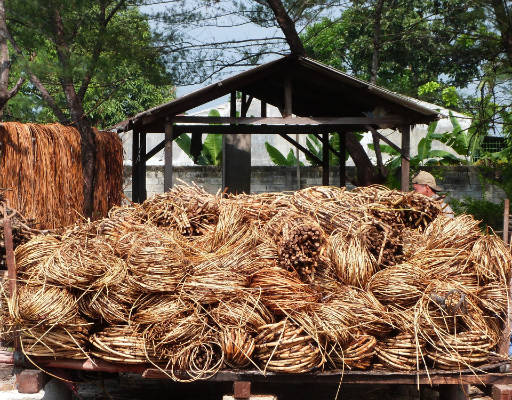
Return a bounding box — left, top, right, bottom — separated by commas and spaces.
413, 183, 433, 197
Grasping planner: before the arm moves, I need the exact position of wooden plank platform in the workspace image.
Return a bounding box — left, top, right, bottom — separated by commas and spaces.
31, 357, 512, 386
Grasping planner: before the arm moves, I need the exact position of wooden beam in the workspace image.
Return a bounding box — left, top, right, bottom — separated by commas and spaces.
400, 125, 411, 192
284, 77, 292, 117
169, 116, 409, 126
312, 133, 342, 159
241, 94, 253, 117
139, 132, 147, 202
164, 121, 173, 192
339, 132, 346, 187
322, 133, 329, 186
131, 128, 140, 203
367, 126, 409, 161
279, 133, 321, 165
261, 101, 267, 117
174, 124, 359, 135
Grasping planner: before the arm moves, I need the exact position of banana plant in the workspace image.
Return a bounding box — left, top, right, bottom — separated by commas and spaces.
174, 109, 223, 165
266, 133, 358, 166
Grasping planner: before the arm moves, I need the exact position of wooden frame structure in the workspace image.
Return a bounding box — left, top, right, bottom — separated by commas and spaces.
112, 55, 439, 201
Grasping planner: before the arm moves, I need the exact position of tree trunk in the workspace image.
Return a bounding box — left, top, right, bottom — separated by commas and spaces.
54, 8, 96, 217
345, 133, 385, 186
491, 0, 512, 65
266, 0, 306, 56
370, 0, 386, 177
0, 0, 24, 117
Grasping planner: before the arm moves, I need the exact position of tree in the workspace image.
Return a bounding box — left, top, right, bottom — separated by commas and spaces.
0, 0, 24, 117
6, 0, 174, 216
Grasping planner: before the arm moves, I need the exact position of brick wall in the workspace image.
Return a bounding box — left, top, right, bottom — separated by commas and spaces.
123, 165, 506, 204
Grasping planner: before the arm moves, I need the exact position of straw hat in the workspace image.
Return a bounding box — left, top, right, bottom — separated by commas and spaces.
412, 171, 441, 192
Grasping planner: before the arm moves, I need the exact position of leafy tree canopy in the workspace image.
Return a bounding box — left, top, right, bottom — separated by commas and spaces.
4, 1, 174, 128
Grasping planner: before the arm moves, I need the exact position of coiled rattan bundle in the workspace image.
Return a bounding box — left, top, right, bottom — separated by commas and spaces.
427, 331, 497, 370
21, 326, 89, 359
422, 214, 481, 251
327, 334, 376, 370
170, 339, 223, 382
79, 278, 141, 324
328, 226, 377, 288
477, 283, 509, 318
90, 325, 156, 364
375, 333, 426, 371
209, 295, 274, 332
220, 328, 255, 368
16, 284, 77, 325
254, 319, 323, 373
368, 264, 426, 309
250, 267, 319, 316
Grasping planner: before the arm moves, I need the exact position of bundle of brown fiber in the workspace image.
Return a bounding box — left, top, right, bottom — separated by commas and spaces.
170, 338, 223, 382
220, 328, 255, 368
16, 284, 77, 325
250, 267, 319, 315
21, 324, 90, 359
180, 258, 250, 305
227, 192, 292, 224
327, 334, 377, 370
78, 278, 141, 324
254, 319, 323, 373
40, 236, 127, 290
0, 122, 122, 229
427, 331, 498, 370
292, 186, 359, 234
375, 333, 426, 371
353, 186, 442, 231
327, 287, 393, 338
276, 216, 326, 282
422, 215, 481, 251
418, 281, 494, 340
93, 129, 123, 217
328, 225, 377, 288
368, 264, 427, 309
90, 325, 157, 364
209, 295, 274, 332
477, 283, 509, 318
142, 309, 207, 349
142, 182, 220, 235
470, 234, 512, 283
15, 235, 61, 281
131, 295, 193, 326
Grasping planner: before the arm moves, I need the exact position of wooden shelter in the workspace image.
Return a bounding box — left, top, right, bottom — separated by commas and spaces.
112, 55, 439, 202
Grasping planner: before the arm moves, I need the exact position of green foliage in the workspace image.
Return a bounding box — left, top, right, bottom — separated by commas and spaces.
449, 197, 504, 232
371, 116, 467, 188
265, 133, 350, 166
265, 142, 304, 166
4, 1, 175, 128
175, 109, 223, 166
302, 1, 488, 98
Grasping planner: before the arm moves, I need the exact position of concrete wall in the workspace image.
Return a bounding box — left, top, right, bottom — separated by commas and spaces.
123, 165, 505, 204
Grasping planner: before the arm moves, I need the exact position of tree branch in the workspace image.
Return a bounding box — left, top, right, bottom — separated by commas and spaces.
265, 0, 305, 56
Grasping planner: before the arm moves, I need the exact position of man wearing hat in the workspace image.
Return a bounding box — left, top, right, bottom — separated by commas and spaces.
412, 171, 454, 218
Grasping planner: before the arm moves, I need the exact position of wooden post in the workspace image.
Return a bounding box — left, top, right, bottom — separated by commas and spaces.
339, 132, 346, 187
222, 92, 251, 194
2, 207, 15, 299
131, 128, 140, 203
400, 125, 411, 192
322, 133, 329, 186
139, 131, 147, 202
164, 121, 173, 192
504, 198, 510, 244
261, 101, 267, 118
284, 77, 292, 117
